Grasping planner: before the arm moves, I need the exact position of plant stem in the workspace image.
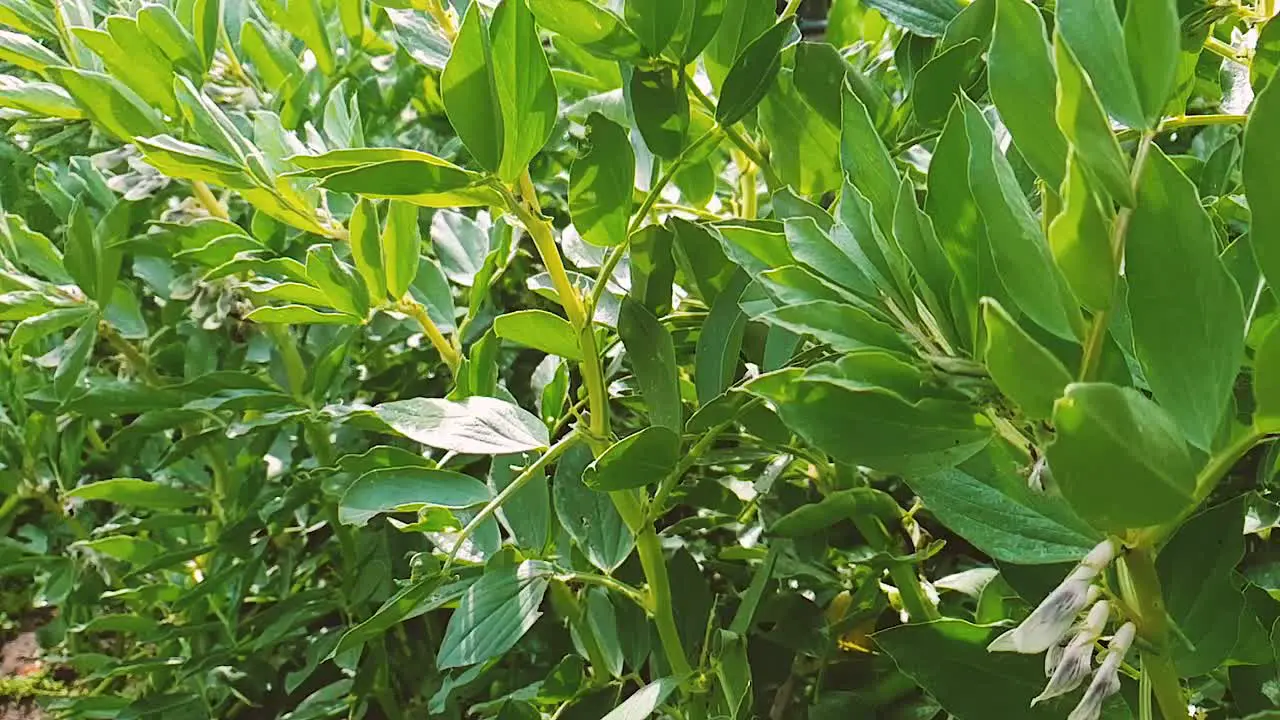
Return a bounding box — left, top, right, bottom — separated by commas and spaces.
192, 181, 229, 219
559, 572, 650, 610
683, 74, 781, 190
397, 297, 460, 373
1078, 131, 1155, 381
1116, 114, 1249, 142
780, 0, 804, 18
630, 128, 721, 235
1204, 36, 1248, 66
100, 323, 160, 384
627, 503, 695, 678
444, 431, 581, 568
1141, 427, 1268, 545
1120, 547, 1189, 720
508, 174, 589, 329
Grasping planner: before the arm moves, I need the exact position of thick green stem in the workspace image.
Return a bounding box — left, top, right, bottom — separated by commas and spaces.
398, 297, 460, 373
627, 502, 694, 679
446, 431, 581, 568
1120, 547, 1189, 720
850, 514, 938, 622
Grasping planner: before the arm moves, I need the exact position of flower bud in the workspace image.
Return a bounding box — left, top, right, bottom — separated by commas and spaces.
1032, 601, 1110, 705
988, 583, 1100, 654
1067, 622, 1136, 720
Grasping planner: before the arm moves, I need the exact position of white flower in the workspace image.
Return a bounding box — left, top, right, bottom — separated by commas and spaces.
988, 540, 1117, 654
1033, 601, 1110, 705
1068, 622, 1136, 720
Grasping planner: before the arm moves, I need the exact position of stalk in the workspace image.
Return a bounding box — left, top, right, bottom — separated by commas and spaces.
1119, 547, 1190, 720
850, 514, 938, 622
397, 297, 460, 373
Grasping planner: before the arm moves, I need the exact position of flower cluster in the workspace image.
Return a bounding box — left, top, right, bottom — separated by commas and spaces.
988, 539, 1137, 720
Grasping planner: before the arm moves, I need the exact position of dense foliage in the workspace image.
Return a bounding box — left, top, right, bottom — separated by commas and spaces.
1, 0, 1279, 717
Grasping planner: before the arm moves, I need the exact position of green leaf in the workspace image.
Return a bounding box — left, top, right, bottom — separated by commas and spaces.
1255, 320, 1280, 432
715, 19, 795, 126
618, 298, 682, 432
980, 298, 1072, 420
442, 2, 505, 172
601, 677, 680, 720
339, 467, 493, 526
136, 4, 203, 76
1122, 0, 1179, 127
0, 28, 66, 74
770, 487, 899, 537
373, 396, 550, 454
988, 0, 1067, 188
629, 67, 689, 159
494, 310, 582, 360
437, 560, 554, 668
54, 316, 97, 400
527, 0, 644, 61
380, 201, 422, 299
584, 426, 680, 491
432, 209, 489, 286
65, 478, 201, 510
75, 22, 175, 114
191, 0, 221, 70
625, 0, 682, 56
702, 0, 773, 91
862, 0, 962, 36
0, 76, 82, 119
756, 300, 910, 354
317, 159, 500, 208
758, 68, 841, 196
492, 0, 558, 180
1254, 17, 1280, 91
927, 104, 999, 347
694, 271, 750, 404
840, 84, 900, 241
245, 305, 360, 324
961, 99, 1080, 340
907, 459, 1100, 564
1126, 148, 1244, 451
1246, 72, 1280, 307
875, 619, 1131, 719
1055, 0, 1144, 128
10, 306, 94, 348
745, 367, 991, 476
911, 38, 982, 129
348, 198, 386, 303
305, 245, 367, 318
1157, 497, 1247, 676
1048, 152, 1116, 311
627, 224, 676, 315
332, 575, 471, 658
668, 0, 723, 63
135, 135, 252, 189
72, 535, 164, 566
1047, 383, 1196, 531
47, 67, 165, 141
553, 444, 634, 572
1053, 33, 1135, 207
782, 217, 875, 300
569, 113, 634, 247
0, 214, 67, 283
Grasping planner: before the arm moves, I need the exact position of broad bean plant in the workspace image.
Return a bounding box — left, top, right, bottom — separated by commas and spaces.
0, 0, 1277, 717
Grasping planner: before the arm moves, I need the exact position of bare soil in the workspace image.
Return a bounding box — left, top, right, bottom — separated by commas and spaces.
0, 630, 45, 720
